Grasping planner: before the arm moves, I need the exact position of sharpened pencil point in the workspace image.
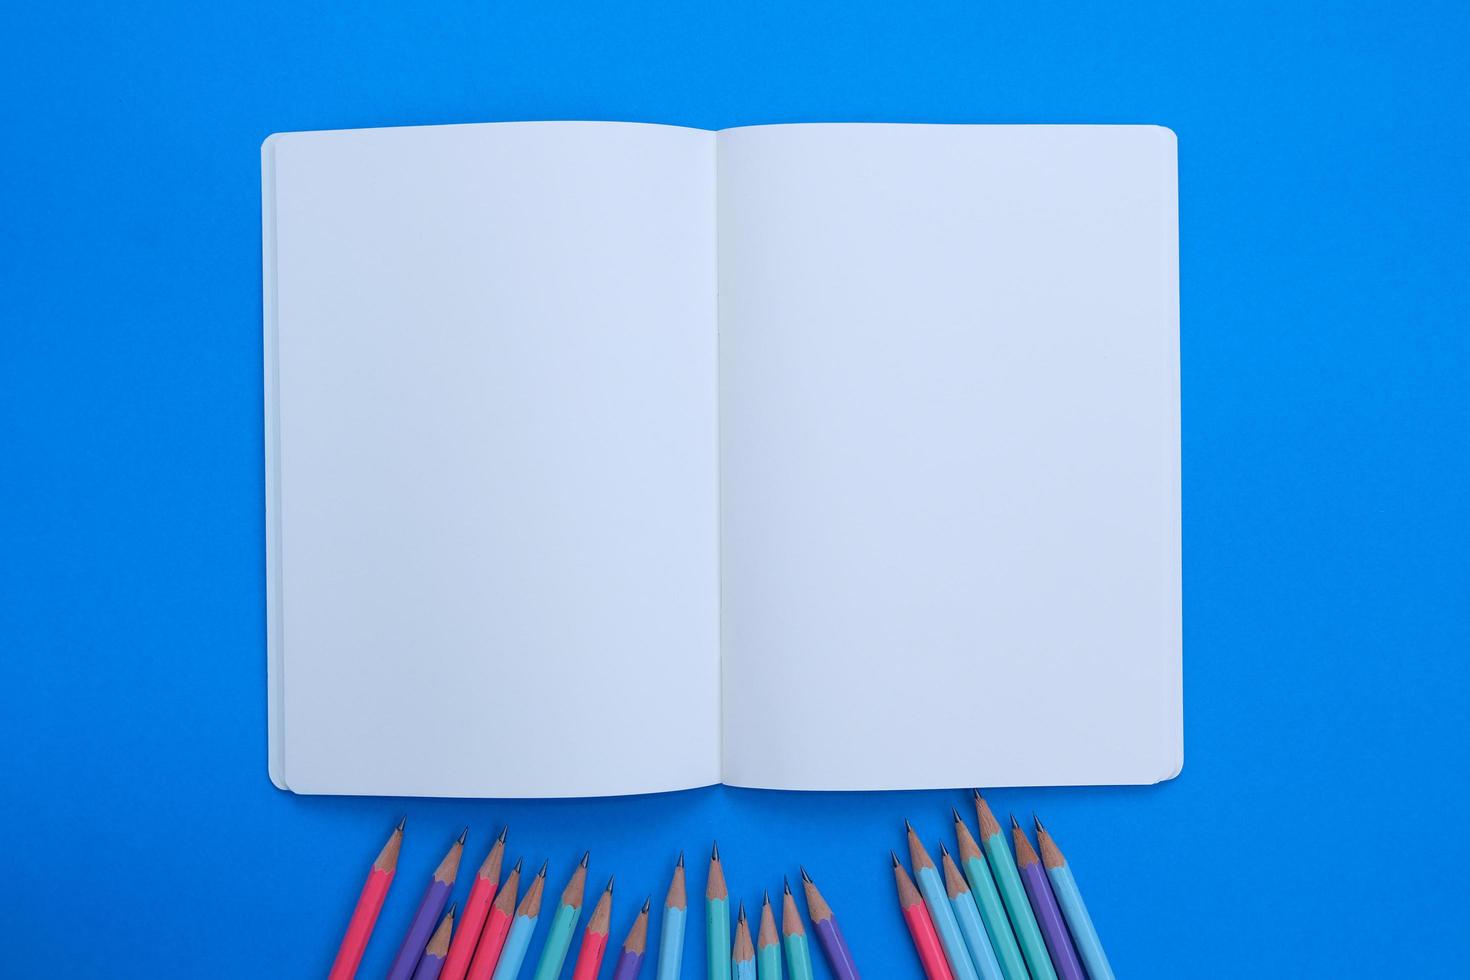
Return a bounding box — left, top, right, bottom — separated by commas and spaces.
580, 850, 590, 867
396, 815, 407, 831
642, 897, 651, 913
905, 818, 915, 833
738, 902, 746, 923
606, 875, 615, 891
799, 866, 812, 884
676, 851, 684, 867
498, 826, 508, 843
890, 851, 901, 867
1010, 814, 1021, 830
711, 840, 720, 860
457, 827, 468, 844
783, 877, 791, 895
952, 806, 962, 823
1034, 814, 1046, 832
513, 858, 523, 872
763, 889, 771, 904
939, 843, 950, 857
537, 860, 548, 876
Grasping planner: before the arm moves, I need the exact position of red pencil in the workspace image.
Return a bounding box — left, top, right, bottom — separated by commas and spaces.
440, 827, 507, 980
892, 852, 954, 980
328, 818, 405, 980
570, 876, 614, 980
465, 859, 523, 980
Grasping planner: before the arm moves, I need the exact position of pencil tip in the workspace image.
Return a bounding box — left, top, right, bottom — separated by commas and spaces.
904, 818, 914, 833
395, 815, 407, 832
457, 827, 468, 844
952, 806, 962, 823
1034, 814, 1046, 833
939, 843, 950, 857
783, 877, 791, 895
890, 851, 901, 867
498, 826, 508, 843
580, 850, 590, 868
799, 866, 812, 884
606, 875, 615, 891
642, 896, 651, 913
448, 902, 457, 916
738, 902, 746, 922
513, 857, 523, 872
676, 851, 685, 868
763, 889, 771, 905
973, 788, 984, 801
1010, 814, 1021, 830
711, 840, 720, 861
537, 860, 548, 876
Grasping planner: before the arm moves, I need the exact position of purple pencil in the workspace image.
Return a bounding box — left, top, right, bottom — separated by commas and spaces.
799, 868, 860, 980
387, 829, 467, 980
412, 905, 457, 980
610, 897, 651, 980
1011, 817, 1086, 980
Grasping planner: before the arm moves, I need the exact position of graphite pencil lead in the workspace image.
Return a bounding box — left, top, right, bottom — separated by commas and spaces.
1010, 814, 1021, 830
1033, 814, 1046, 833
606, 875, 615, 891
642, 896, 651, 913
677, 850, 685, 867
939, 842, 951, 857
537, 860, 549, 877
457, 827, 468, 844
711, 840, 720, 860
952, 806, 963, 823
890, 851, 901, 867
580, 850, 590, 867
738, 902, 746, 924
783, 877, 792, 895
513, 857, 523, 872
905, 818, 915, 833
397, 815, 407, 831
799, 866, 812, 884
498, 825, 508, 843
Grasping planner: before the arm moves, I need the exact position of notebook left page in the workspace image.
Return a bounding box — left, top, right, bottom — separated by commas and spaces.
262, 121, 720, 797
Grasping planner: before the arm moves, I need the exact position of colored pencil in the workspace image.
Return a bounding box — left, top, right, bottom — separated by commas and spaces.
466, 860, 522, 980
728, 903, 754, 980
328, 817, 404, 980
388, 829, 467, 980
490, 860, 547, 980
756, 892, 782, 980
939, 846, 1003, 980
412, 905, 457, 980
570, 876, 614, 980
974, 793, 1056, 980
610, 898, 651, 980
1013, 818, 1086, 980
892, 853, 953, 980
442, 827, 507, 980
1036, 818, 1114, 980
656, 852, 688, 980
906, 822, 979, 980
780, 879, 815, 980
798, 868, 859, 980
707, 842, 732, 980
953, 808, 1027, 980
531, 852, 589, 980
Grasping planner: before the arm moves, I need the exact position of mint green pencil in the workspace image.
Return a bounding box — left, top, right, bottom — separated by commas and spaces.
1037, 819, 1115, 980
974, 792, 1056, 980
954, 807, 1028, 980
780, 880, 815, 980
531, 852, 588, 980
708, 843, 731, 980
757, 892, 782, 980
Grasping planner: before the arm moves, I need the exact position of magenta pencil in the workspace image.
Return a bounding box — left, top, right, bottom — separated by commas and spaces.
1011, 818, 1085, 980
799, 868, 860, 980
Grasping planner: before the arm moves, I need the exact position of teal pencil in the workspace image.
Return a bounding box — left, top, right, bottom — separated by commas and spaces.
906, 823, 979, 980
733, 904, 757, 980
656, 853, 688, 980
953, 808, 1027, 980
756, 892, 782, 980
974, 793, 1056, 980
1037, 819, 1115, 980
708, 843, 731, 980
491, 861, 547, 980
940, 846, 1004, 980
779, 880, 815, 980
531, 852, 589, 980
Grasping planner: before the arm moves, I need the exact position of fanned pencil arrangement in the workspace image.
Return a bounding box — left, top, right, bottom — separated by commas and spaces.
895, 793, 1115, 980
327, 796, 1113, 980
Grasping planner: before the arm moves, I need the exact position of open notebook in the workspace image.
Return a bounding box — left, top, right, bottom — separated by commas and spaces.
262, 121, 1181, 798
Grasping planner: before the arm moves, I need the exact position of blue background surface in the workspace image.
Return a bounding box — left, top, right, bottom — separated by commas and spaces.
3, 1, 1468, 976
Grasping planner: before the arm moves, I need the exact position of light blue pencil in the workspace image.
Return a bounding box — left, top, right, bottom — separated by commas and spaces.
906, 823, 980, 980
733, 904, 757, 980
941, 846, 1005, 980
491, 861, 547, 980
1037, 820, 1116, 980
656, 853, 688, 980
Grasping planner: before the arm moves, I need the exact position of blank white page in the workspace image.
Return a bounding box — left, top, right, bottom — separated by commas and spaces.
263, 122, 720, 797
717, 124, 1181, 790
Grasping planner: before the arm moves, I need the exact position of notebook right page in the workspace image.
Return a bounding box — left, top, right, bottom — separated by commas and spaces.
718, 124, 1181, 790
